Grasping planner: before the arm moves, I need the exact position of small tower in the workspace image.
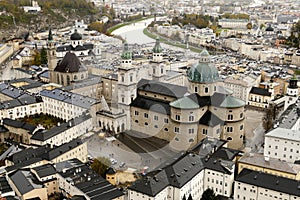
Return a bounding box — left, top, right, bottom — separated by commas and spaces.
70, 29, 83, 48
151, 38, 166, 81
152, 37, 163, 63
120, 42, 133, 69
117, 42, 137, 130
287, 74, 298, 96
106, 167, 117, 185
47, 29, 57, 83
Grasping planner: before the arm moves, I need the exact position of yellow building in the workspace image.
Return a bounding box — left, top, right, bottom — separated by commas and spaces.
106, 167, 117, 185
238, 153, 300, 180
8, 169, 48, 200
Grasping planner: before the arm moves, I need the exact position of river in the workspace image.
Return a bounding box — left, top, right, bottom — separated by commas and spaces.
111, 18, 158, 45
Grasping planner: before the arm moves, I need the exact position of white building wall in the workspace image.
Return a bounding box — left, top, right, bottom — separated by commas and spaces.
203, 168, 234, 197
234, 181, 258, 200
42, 96, 87, 121
264, 135, 300, 163
0, 102, 43, 119
31, 117, 93, 146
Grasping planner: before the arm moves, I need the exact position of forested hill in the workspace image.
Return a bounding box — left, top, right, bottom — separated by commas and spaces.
0, 0, 100, 40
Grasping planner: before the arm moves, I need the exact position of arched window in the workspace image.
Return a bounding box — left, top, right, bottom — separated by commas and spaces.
74, 75, 78, 80
81, 74, 84, 79
205, 87, 209, 93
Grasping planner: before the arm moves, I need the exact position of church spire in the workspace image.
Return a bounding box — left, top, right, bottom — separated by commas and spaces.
48, 28, 53, 41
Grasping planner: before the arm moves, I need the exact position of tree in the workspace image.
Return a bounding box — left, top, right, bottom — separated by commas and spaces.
40, 47, 48, 65
32, 50, 41, 66
263, 102, 278, 132
247, 22, 253, 30
260, 23, 265, 30
88, 21, 105, 33
90, 157, 111, 177
201, 188, 217, 200
109, 7, 116, 19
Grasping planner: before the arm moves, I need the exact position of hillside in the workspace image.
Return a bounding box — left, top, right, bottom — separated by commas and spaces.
0, 0, 100, 41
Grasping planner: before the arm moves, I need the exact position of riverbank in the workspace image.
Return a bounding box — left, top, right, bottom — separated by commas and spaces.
143, 28, 220, 54
108, 16, 155, 34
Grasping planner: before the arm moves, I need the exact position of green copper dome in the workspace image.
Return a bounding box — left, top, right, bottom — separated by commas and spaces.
187, 50, 219, 83
121, 42, 132, 59
153, 38, 163, 53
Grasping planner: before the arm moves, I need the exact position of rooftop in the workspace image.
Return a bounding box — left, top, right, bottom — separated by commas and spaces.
236, 168, 300, 196
40, 88, 99, 109
239, 153, 300, 175
266, 128, 300, 142
129, 138, 234, 196
8, 169, 43, 195
58, 160, 123, 200
137, 79, 188, 99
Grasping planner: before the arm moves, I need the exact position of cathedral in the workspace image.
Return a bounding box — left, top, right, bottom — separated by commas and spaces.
130, 49, 246, 151
47, 28, 246, 151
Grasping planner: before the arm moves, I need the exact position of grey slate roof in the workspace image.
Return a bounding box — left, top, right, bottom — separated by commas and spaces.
40, 88, 99, 109
0, 125, 9, 133
129, 138, 234, 196
3, 118, 36, 134
6, 139, 83, 171
250, 87, 272, 96
54, 52, 87, 73
0, 176, 14, 194
0, 83, 30, 99
199, 110, 225, 126
58, 160, 124, 200
137, 79, 188, 99
31, 113, 91, 141
8, 169, 43, 195
38, 70, 49, 79
130, 96, 171, 115
5, 78, 44, 90
56, 43, 93, 52
0, 96, 43, 110
187, 92, 244, 108
236, 168, 300, 196
32, 164, 56, 178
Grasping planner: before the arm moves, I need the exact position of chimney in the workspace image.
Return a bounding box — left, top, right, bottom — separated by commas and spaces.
264, 156, 270, 162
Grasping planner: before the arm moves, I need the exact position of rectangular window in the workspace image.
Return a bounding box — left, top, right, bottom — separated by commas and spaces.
175, 127, 179, 133
188, 129, 194, 134
202, 129, 207, 135
154, 115, 158, 121
175, 115, 180, 120
240, 124, 243, 130
228, 114, 233, 120
189, 116, 194, 121
144, 113, 148, 118
164, 118, 169, 123
134, 111, 139, 115
227, 127, 233, 132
